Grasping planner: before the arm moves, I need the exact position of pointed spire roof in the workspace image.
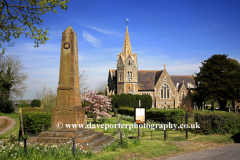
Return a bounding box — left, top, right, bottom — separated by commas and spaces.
62, 26, 76, 35
122, 26, 132, 60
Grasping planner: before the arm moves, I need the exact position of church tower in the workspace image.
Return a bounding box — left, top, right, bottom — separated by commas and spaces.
117, 19, 138, 95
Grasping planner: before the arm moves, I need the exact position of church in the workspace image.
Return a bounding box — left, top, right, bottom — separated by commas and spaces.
106, 24, 196, 108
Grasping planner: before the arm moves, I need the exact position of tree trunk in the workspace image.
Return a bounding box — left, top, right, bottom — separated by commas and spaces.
219, 100, 227, 110
211, 100, 215, 112
232, 100, 236, 113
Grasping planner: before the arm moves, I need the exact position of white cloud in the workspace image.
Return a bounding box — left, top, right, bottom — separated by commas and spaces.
199, 23, 223, 31
86, 25, 121, 37
82, 31, 102, 47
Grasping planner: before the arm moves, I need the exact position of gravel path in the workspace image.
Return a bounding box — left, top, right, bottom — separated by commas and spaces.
0, 116, 16, 135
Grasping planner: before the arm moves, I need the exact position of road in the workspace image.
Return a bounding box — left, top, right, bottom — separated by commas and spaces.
167, 143, 240, 160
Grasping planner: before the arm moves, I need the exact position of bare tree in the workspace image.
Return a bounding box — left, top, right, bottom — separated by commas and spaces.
33, 84, 56, 114
34, 84, 47, 101
79, 69, 89, 94
0, 54, 28, 99
95, 80, 107, 94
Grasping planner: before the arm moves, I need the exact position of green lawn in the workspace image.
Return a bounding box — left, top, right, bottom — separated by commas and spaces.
91, 116, 234, 160
0, 114, 236, 160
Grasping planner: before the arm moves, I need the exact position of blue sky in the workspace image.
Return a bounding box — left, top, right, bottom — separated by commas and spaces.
3, 0, 240, 99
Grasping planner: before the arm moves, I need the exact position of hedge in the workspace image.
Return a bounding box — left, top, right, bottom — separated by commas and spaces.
22, 113, 51, 134
118, 107, 185, 124
30, 99, 41, 107
195, 112, 240, 134
110, 93, 152, 109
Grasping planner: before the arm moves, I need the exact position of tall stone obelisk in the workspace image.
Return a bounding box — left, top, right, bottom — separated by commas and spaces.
28, 27, 113, 150
51, 26, 85, 131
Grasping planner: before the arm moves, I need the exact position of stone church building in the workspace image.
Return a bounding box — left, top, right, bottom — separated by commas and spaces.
107, 25, 196, 108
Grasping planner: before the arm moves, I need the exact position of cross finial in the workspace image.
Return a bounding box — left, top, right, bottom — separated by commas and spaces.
163, 64, 166, 69
126, 18, 129, 29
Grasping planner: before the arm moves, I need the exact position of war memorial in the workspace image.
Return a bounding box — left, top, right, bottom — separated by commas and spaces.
27, 26, 113, 150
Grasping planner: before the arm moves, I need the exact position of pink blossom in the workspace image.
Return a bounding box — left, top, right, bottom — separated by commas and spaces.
81, 89, 112, 119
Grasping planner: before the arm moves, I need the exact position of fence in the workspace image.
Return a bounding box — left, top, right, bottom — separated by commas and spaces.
143, 113, 200, 140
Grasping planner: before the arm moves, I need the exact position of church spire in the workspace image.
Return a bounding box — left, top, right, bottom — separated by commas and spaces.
122, 18, 132, 59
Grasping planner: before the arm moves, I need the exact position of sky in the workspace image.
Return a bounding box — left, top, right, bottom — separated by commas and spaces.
2, 0, 240, 100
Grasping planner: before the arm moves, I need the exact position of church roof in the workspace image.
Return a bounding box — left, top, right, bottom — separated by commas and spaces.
110, 69, 117, 81
169, 76, 197, 88
109, 70, 196, 91
138, 70, 163, 90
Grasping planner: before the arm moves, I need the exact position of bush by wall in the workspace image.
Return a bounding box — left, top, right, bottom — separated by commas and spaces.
118, 107, 185, 124
195, 112, 240, 134
110, 94, 152, 109
22, 113, 51, 134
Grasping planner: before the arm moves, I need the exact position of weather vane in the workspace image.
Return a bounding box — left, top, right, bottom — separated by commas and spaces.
126, 18, 129, 28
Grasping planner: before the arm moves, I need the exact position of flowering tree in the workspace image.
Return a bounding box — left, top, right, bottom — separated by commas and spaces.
81, 89, 112, 121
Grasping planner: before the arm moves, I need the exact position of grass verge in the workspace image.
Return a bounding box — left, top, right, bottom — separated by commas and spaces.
85, 116, 235, 160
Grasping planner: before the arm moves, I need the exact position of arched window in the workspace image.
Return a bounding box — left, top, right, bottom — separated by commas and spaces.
167, 85, 169, 98
129, 60, 131, 65
182, 91, 185, 100
130, 71, 132, 81
161, 87, 163, 98
164, 85, 166, 98
121, 71, 123, 81
119, 71, 121, 81
127, 71, 129, 80
161, 84, 170, 99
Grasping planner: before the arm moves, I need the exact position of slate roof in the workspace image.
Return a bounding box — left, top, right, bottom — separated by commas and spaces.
138, 70, 163, 90
177, 83, 183, 92
110, 69, 117, 82
169, 76, 196, 88
109, 70, 196, 91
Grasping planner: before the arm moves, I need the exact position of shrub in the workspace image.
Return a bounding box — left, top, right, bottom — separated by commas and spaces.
22, 112, 51, 134
118, 107, 185, 124
111, 94, 152, 109
117, 93, 132, 108
30, 99, 41, 107
0, 100, 15, 113
109, 95, 119, 108
141, 95, 152, 109
113, 108, 118, 116
195, 112, 240, 134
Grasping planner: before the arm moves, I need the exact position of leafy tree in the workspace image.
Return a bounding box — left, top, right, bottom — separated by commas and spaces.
30, 99, 41, 107
0, 0, 69, 54
227, 58, 240, 67
0, 54, 28, 112
81, 89, 112, 122
194, 54, 240, 110
0, 54, 28, 98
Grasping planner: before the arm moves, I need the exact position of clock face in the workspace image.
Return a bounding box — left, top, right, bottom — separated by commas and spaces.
63, 42, 70, 49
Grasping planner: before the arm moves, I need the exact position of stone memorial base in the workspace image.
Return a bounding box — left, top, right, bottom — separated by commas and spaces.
28, 107, 114, 151
27, 129, 113, 151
